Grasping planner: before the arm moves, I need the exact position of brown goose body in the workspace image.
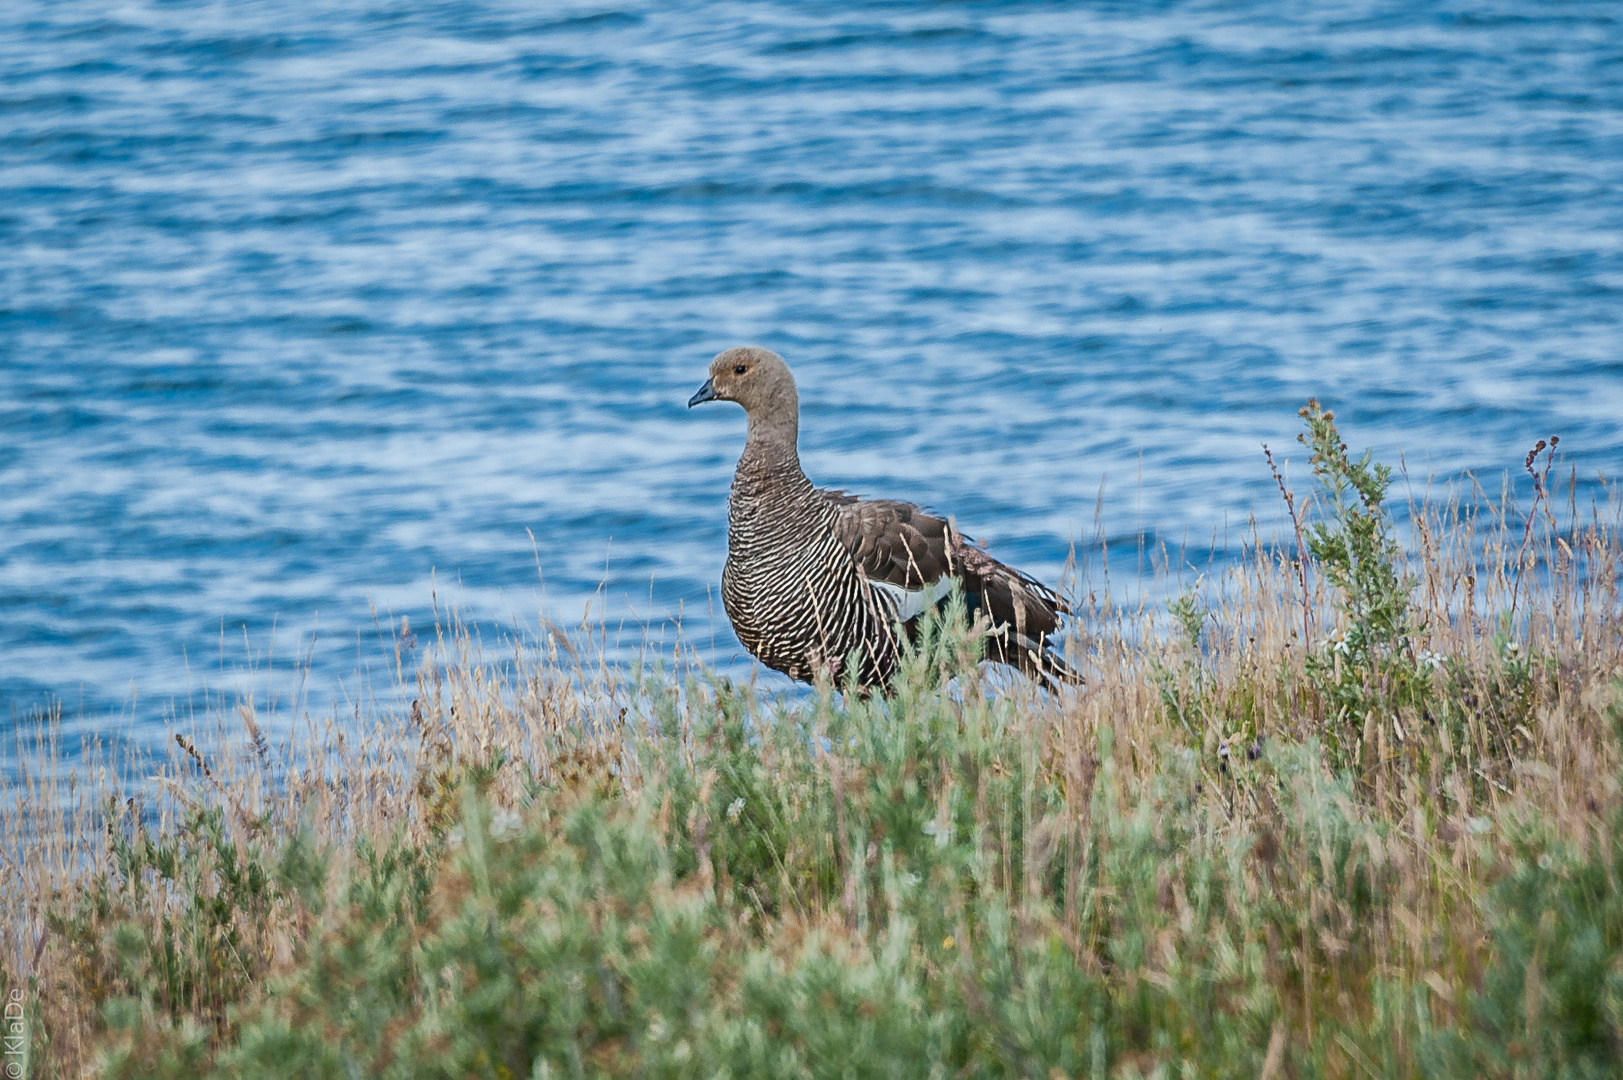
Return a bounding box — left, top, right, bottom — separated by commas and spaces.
689, 346, 1080, 690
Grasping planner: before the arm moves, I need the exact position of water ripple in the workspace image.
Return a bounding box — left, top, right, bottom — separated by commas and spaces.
1, 0, 1620, 736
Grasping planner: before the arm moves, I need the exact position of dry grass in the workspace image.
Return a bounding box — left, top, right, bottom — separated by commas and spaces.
3, 415, 1620, 1078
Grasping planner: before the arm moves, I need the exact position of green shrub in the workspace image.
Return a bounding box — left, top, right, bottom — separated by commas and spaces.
46, 803, 310, 1035
1296, 400, 1432, 764
1420, 692, 1623, 1077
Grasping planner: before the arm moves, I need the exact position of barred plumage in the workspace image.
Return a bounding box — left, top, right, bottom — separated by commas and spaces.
689, 346, 1082, 691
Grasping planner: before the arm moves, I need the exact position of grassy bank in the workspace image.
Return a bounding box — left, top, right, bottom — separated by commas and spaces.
4, 405, 1622, 1079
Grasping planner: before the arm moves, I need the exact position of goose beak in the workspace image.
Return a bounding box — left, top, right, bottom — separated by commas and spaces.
687, 378, 718, 408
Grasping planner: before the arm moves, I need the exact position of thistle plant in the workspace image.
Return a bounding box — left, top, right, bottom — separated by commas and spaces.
1295, 400, 1430, 764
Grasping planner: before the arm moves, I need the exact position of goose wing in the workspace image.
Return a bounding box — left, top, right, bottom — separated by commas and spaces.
823, 491, 1081, 686
824, 493, 1067, 629
824, 493, 955, 605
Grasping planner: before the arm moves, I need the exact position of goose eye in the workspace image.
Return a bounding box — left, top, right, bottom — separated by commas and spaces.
733, 364, 747, 375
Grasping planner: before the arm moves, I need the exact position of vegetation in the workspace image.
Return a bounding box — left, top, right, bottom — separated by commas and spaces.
3, 405, 1621, 1078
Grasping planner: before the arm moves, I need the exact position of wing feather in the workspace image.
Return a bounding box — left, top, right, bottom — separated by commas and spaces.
821, 489, 1080, 686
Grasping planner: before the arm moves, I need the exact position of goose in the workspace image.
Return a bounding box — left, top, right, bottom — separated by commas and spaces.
688, 346, 1081, 690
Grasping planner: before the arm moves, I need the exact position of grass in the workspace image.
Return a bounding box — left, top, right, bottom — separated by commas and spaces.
3, 404, 1622, 1079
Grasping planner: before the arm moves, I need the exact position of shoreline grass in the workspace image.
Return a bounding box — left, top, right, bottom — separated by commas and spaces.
4, 405, 1621, 1079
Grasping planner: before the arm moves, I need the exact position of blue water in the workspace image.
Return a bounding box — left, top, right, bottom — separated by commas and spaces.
4, 0, 1621, 737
